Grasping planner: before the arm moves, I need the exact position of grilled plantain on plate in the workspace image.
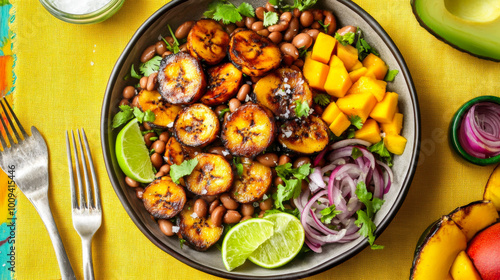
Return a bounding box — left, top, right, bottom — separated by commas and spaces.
231, 160, 272, 203
185, 153, 234, 196
200, 63, 243, 106
137, 89, 182, 128
164, 137, 185, 166
279, 115, 329, 154
142, 176, 186, 219
221, 103, 276, 158
173, 103, 220, 147
187, 19, 230, 65
229, 30, 282, 77
157, 52, 206, 104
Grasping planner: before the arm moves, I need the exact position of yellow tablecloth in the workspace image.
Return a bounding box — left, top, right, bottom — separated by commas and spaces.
12, 0, 500, 279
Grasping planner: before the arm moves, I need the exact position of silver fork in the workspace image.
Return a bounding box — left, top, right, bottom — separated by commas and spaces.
66, 128, 102, 280
0, 98, 76, 279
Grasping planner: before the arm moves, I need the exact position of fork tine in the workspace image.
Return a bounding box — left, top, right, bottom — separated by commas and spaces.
81, 128, 101, 210
0, 116, 7, 149
71, 130, 86, 209
0, 99, 26, 142
0, 105, 15, 146
77, 129, 93, 208
66, 131, 78, 210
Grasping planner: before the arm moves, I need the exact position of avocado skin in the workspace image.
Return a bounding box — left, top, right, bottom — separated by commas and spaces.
411, 0, 500, 62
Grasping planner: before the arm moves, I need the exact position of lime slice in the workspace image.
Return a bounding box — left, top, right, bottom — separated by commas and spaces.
115, 119, 155, 183
221, 218, 274, 271
248, 213, 305, 269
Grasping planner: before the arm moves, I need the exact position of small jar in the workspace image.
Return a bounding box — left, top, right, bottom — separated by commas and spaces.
39, 0, 125, 24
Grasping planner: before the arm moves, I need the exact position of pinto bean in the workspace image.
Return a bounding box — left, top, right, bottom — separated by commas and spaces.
245, 17, 256, 29
209, 200, 221, 214
265, 2, 276, 12
306, 29, 320, 40
300, 11, 314, 27
211, 205, 226, 227
146, 72, 158, 91
155, 41, 167, 55
280, 43, 299, 60
194, 198, 208, 219
278, 154, 291, 165
125, 176, 140, 188
122, 86, 135, 99
268, 31, 283, 44
337, 25, 357, 36
241, 203, 255, 216
223, 210, 242, 224
256, 153, 278, 167
293, 157, 311, 168
259, 198, 273, 211
140, 45, 156, 63
229, 98, 241, 112
220, 193, 239, 210
158, 219, 175, 236
119, 99, 130, 106
283, 18, 299, 42
175, 21, 195, 39
237, 84, 251, 101
323, 11, 336, 35
292, 33, 313, 49
256, 7, 266, 20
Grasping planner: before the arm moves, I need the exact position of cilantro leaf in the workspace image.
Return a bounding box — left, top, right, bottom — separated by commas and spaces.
132, 107, 156, 124
130, 64, 142, 79
233, 157, 244, 176
355, 28, 379, 61
355, 209, 383, 249
346, 128, 356, 139
295, 100, 310, 118
179, 238, 186, 249
320, 205, 341, 224
139, 55, 162, 77
368, 140, 391, 159
170, 158, 199, 184
203, 0, 219, 18
351, 147, 363, 160
335, 32, 355, 46
355, 181, 385, 249
296, 0, 318, 11
112, 105, 134, 129
218, 108, 230, 120
213, 3, 242, 24
298, 46, 309, 58
263, 11, 279, 27
237, 2, 255, 17
313, 93, 330, 106
317, 20, 330, 33
274, 163, 313, 210
384, 69, 399, 82
349, 115, 363, 129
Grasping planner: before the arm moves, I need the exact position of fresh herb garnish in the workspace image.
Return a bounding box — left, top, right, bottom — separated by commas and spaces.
233, 157, 244, 176
335, 32, 356, 46
218, 108, 230, 120
139, 56, 162, 77
355, 28, 379, 61
170, 158, 199, 184
384, 69, 399, 82
298, 46, 309, 58
368, 140, 393, 166
162, 25, 185, 54
204, 0, 255, 24
295, 100, 310, 118
320, 205, 341, 224
273, 163, 313, 210
349, 115, 363, 129
112, 105, 155, 128
354, 181, 385, 249
313, 94, 331, 106
351, 147, 363, 159
317, 20, 330, 33
275, 0, 319, 11
263, 11, 279, 27
179, 238, 187, 249
133, 107, 155, 124
346, 128, 356, 139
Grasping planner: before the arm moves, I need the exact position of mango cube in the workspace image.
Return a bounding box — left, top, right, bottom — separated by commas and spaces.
362, 53, 388, 80
347, 76, 387, 102
348, 67, 368, 83
336, 91, 377, 122
311, 33, 337, 64
383, 134, 407, 155
354, 119, 381, 144
303, 52, 329, 91
324, 56, 352, 98
329, 112, 351, 137
350, 60, 363, 71
321, 101, 341, 124
370, 92, 399, 124
336, 43, 359, 71
381, 113, 403, 135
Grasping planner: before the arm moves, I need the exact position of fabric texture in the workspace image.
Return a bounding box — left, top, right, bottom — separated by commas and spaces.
12, 0, 500, 279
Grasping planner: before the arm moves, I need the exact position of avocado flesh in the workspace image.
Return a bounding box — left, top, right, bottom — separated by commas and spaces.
412, 0, 500, 61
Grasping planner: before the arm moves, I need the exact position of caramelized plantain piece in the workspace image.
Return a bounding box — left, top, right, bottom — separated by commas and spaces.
137, 89, 182, 128
142, 176, 186, 219
279, 115, 329, 154
229, 30, 282, 77
157, 52, 206, 104
221, 103, 276, 157
173, 103, 220, 147
164, 137, 185, 165
177, 200, 223, 251
187, 19, 230, 65
231, 161, 272, 203
201, 63, 243, 106
254, 68, 313, 119
185, 153, 233, 196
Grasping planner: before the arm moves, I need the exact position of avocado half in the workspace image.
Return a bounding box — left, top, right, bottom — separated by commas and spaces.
411, 0, 500, 62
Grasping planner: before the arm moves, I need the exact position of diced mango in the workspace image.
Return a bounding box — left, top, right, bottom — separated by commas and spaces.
383, 134, 407, 155
324, 56, 352, 98
321, 101, 341, 124
329, 112, 351, 137
370, 92, 399, 124
311, 33, 337, 64
336, 91, 377, 122
450, 251, 482, 280
336, 43, 359, 71
381, 113, 403, 135
303, 52, 330, 91
350, 60, 363, 71
354, 119, 381, 144
362, 53, 388, 80
347, 76, 387, 102
348, 67, 368, 83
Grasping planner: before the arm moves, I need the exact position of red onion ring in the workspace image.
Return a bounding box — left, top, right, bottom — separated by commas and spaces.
459, 102, 500, 158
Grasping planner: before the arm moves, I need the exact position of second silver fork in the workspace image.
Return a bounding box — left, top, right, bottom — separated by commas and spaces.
66, 129, 102, 280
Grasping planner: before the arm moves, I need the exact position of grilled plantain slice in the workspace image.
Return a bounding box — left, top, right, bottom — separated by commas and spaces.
254, 68, 313, 120
200, 63, 243, 106
177, 200, 223, 251
142, 176, 186, 219
231, 161, 272, 203
221, 103, 276, 158
279, 115, 329, 154
185, 153, 233, 196
164, 137, 185, 165
187, 19, 230, 65
229, 30, 282, 77
157, 52, 206, 104
173, 103, 220, 147
137, 89, 182, 128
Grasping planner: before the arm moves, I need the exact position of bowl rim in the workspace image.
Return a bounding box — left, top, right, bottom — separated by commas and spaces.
449, 95, 500, 166
100, 0, 421, 278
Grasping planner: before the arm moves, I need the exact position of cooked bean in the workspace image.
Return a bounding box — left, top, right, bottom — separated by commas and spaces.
293, 8, 301, 18
119, 99, 130, 106
237, 84, 251, 101
225, 23, 236, 34
151, 140, 166, 154
139, 76, 148, 89
300, 11, 314, 27
143, 122, 152, 130
306, 29, 320, 40
122, 86, 135, 99
278, 154, 291, 165
258, 210, 265, 218
290, 65, 301, 72
260, 197, 273, 211
220, 193, 239, 210
240, 215, 253, 222
162, 50, 173, 58
256, 7, 266, 20
158, 219, 175, 236
175, 20, 195, 39
159, 132, 169, 142
155, 41, 167, 55
280, 43, 299, 60
224, 210, 242, 224
144, 132, 156, 147
311, 21, 321, 30
179, 43, 188, 52
256, 29, 270, 37
313, 104, 324, 115
293, 58, 304, 68
203, 195, 218, 203
337, 25, 357, 36
282, 55, 294, 66
292, 33, 313, 49
131, 95, 140, 108
265, 2, 276, 12
312, 9, 324, 21
214, 105, 229, 118
155, 171, 165, 177
235, 18, 246, 27
301, 180, 309, 191
151, 153, 163, 169
241, 203, 255, 216
245, 17, 256, 29
146, 72, 158, 91
268, 31, 283, 44
141, 45, 156, 63
283, 18, 299, 42
163, 36, 175, 45
280, 12, 292, 23
268, 22, 288, 32
135, 187, 144, 199
159, 164, 170, 174
274, 176, 284, 187
293, 156, 311, 168
194, 198, 208, 219
209, 200, 221, 214
125, 176, 140, 188
211, 205, 226, 227
252, 21, 264, 32
229, 98, 241, 112
256, 153, 278, 167
323, 11, 336, 35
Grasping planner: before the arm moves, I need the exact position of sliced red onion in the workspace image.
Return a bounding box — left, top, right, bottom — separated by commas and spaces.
313, 148, 328, 166
310, 167, 326, 189
459, 102, 500, 158
330, 138, 371, 149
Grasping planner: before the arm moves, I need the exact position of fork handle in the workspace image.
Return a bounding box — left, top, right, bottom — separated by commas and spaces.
31, 196, 77, 280
82, 238, 95, 280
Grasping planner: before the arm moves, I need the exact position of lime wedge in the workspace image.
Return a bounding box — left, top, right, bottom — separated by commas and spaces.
248, 213, 305, 269
115, 119, 155, 183
222, 219, 274, 271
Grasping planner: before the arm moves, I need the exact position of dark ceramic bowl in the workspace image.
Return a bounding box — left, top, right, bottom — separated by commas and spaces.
101, 0, 420, 278
449, 95, 500, 166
